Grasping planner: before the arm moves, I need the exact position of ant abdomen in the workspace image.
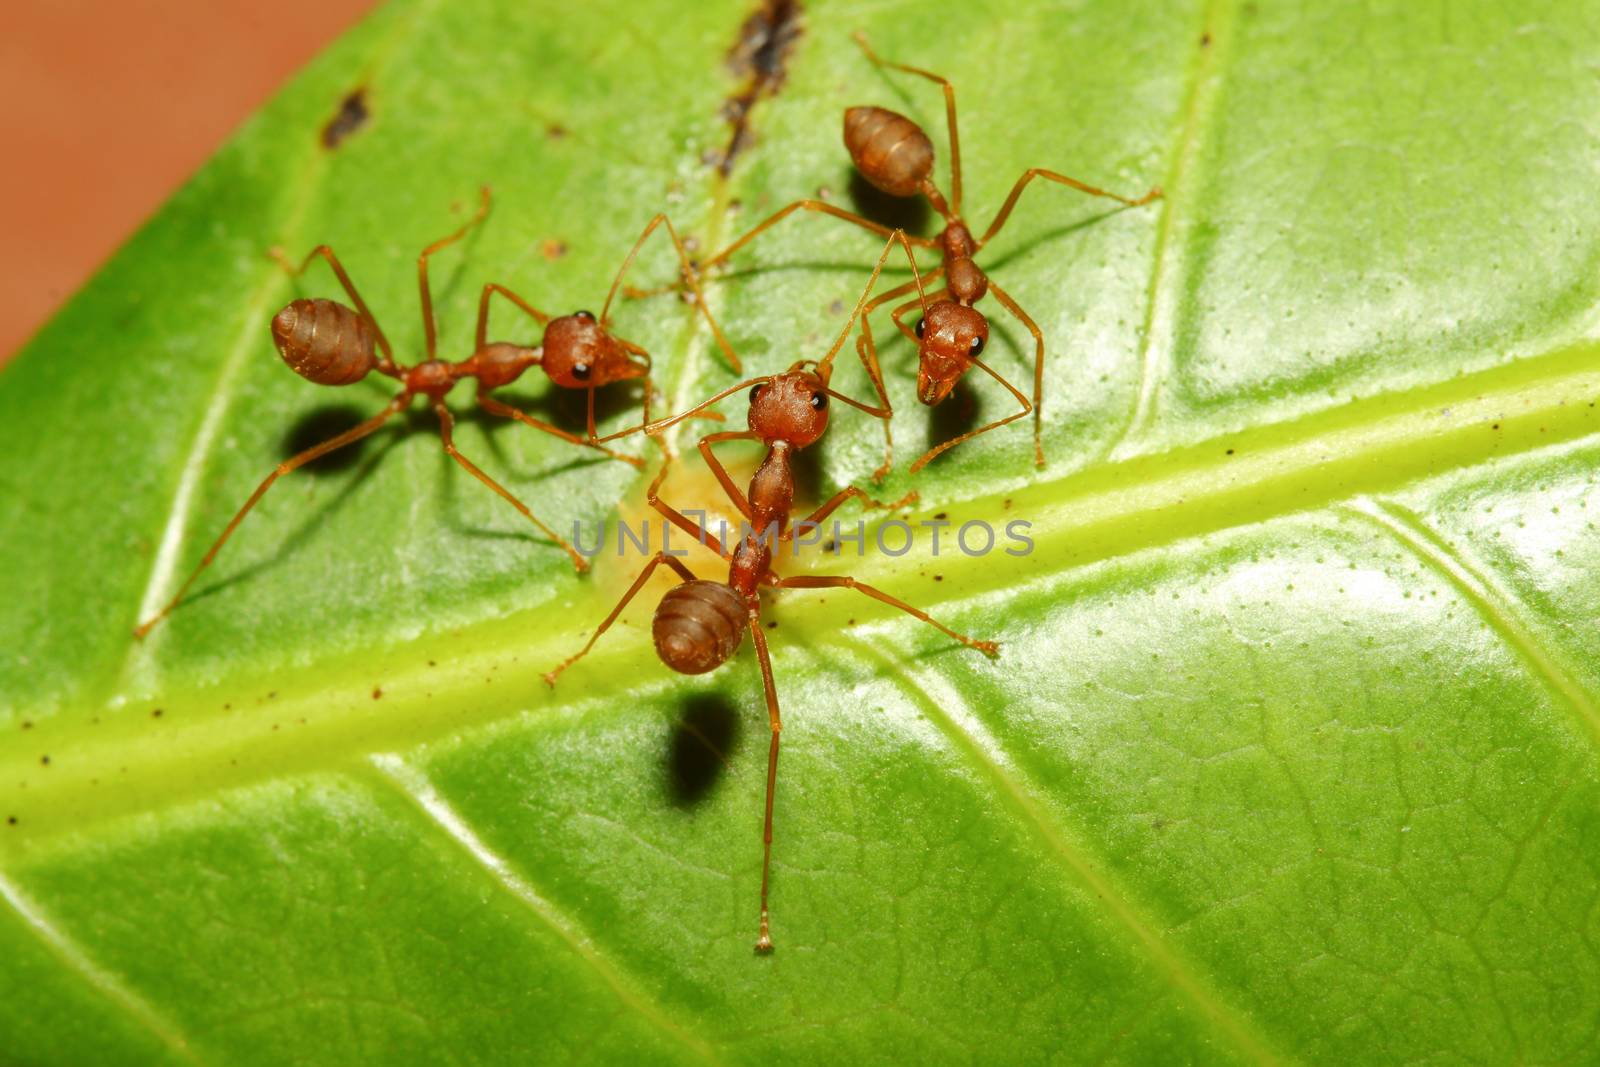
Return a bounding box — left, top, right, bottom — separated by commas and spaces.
843, 106, 933, 197
653, 580, 746, 674
271, 297, 377, 385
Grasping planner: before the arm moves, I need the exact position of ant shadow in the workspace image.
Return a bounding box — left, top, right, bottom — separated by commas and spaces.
847, 171, 933, 237
664, 692, 743, 808
182, 404, 415, 607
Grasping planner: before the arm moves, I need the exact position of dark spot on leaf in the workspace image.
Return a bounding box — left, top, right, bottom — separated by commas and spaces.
934, 574, 944, 582
40, 755, 49, 766
151, 708, 162, 718
934, 512, 948, 520
20, 721, 30, 730
828, 299, 844, 315
1226, 448, 1235, 455
372, 687, 383, 700
715, 0, 804, 175
6, 817, 15, 826
1200, 31, 1212, 47
767, 620, 778, 629
546, 122, 568, 140
322, 88, 369, 149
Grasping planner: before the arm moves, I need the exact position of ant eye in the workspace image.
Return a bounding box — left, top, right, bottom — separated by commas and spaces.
749, 385, 762, 405
574, 309, 595, 321
810, 391, 828, 411
915, 317, 926, 339
969, 335, 985, 356
572, 362, 592, 380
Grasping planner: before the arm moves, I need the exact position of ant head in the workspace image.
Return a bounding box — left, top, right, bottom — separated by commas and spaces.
541, 310, 641, 388
914, 301, 988, 406
748, 366, 830, 447
469, 342, 540, 390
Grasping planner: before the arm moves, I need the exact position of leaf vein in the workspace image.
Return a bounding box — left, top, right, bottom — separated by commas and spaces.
366, 753, 722, 1067
0, 869, 206, 1066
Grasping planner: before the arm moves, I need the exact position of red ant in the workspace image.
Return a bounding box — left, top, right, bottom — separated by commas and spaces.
545, 231, 1000, 952
134, 189, 737, 638
691, 32, 1161, 477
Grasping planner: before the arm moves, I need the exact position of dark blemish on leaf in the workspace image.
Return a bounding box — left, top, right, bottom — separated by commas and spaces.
541, 238, 568, 260
847, 618, 855, 626
1226, 448, 1235, 455
372, 687, 383, 700
428, 660, 437, 667
151, 708, 162, 718
934, 512, 948, 520
767, 620, 778, 629
546, 122, 569, 140
1003, 498, 1013, 509
934, 574, 944, 582
828, 299, 844, 315
268, 692, 277, 700
20, 721, 30, 730
6, 817, 15, 826
321, 88, 370, 149
1200, 31, 1212, 47
39, 756, 49, 766
1492, 423, 1500, 429
823, 539, 837, 552
715, 0, 804, 175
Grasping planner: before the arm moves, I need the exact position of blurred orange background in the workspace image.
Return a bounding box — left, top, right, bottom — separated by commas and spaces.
0, 0, 374, 364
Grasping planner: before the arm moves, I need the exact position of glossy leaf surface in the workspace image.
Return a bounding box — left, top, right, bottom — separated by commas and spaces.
3, 1, 1600, 1063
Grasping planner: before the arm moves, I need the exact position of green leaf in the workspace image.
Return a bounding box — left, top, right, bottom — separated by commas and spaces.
4, 0, 1600, 1062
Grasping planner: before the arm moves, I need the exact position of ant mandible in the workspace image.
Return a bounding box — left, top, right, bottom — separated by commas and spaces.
134, 189, 737, 638
692, 32, 1161, 477
546, 230, 1000, 953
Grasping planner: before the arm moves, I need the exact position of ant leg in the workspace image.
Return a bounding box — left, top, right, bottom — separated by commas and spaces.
697, 201, 938, 276
909, 356, 1032, 474
749, 614, 782, 953
852, 31, 963, 216
593, 374, 768, 443
418, 187, 492, 360
274, 244, 396, 368
543, 551, 698, 686
698, 431, 759, 520
889, 286, 950, 342
476, 393, 644, 469
601, 214, 743, 373
650, 497, 738, 563
476, 282, 551, 351
432, 400, 589, 573
987, 280, 1048, 467
776, 574, 999, 657
976, 168, 1161, 250
134, 394, 409, 637
781, 485, 918, 543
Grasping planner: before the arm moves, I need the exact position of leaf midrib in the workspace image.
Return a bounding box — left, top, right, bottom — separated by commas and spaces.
6, 339, 1598, 854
